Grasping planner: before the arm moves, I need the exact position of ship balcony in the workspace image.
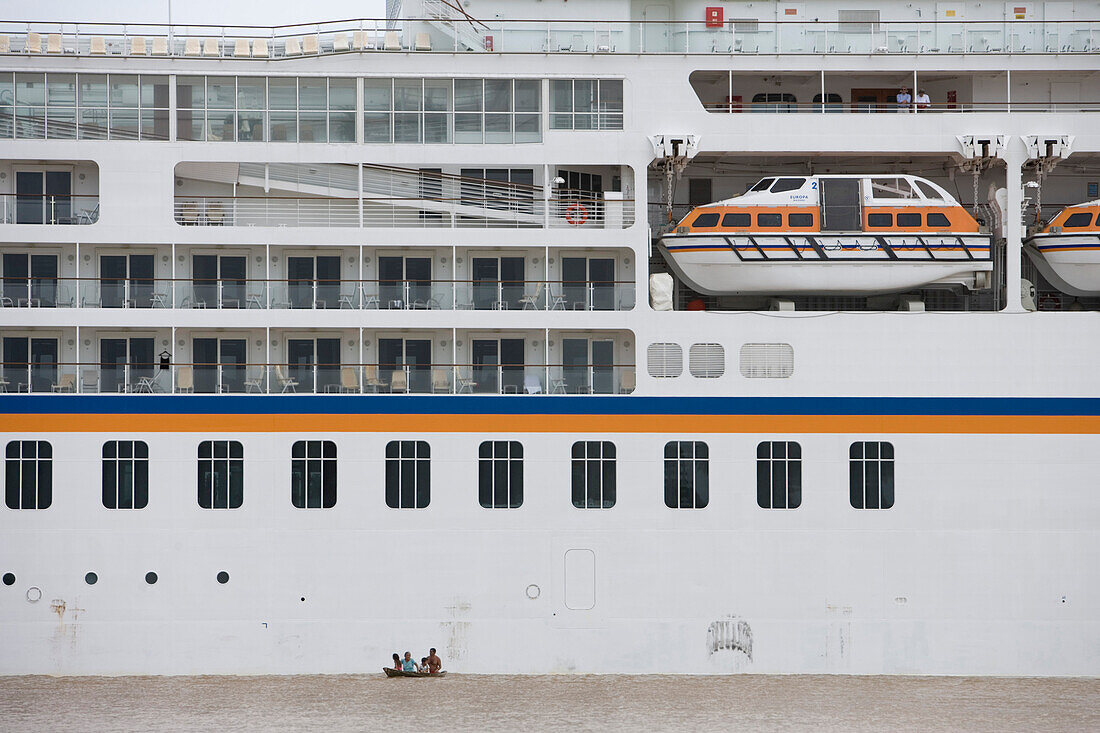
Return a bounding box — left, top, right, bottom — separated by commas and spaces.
0, 161, 100, 225
0, 327, 636, 395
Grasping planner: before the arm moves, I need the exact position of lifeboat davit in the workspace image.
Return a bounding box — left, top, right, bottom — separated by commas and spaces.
658, 174, 993, 296
1024, 201, 1100, 296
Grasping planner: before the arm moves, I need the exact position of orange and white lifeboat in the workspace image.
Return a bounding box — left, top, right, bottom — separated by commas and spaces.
658, 174, 992, 296
1024, 201, 1100, 296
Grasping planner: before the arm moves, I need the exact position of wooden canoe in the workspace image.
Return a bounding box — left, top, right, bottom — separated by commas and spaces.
383, 667, 446, 678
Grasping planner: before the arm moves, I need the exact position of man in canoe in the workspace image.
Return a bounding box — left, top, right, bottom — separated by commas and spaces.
426, 648, 442, 674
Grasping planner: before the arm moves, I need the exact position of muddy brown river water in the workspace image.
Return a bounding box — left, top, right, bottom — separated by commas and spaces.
2, 674, 1097, 732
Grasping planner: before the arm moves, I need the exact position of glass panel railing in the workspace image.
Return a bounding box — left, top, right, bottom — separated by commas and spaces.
0, 195, 99, 225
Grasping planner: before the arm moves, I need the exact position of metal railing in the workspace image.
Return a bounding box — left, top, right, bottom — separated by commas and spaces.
700, 101, 1100, 114
0, 18, 1097, 56
0, 195, 100, 225
173, 195, 633, 228
0, 362, 637, 395
0, 278, 637, 311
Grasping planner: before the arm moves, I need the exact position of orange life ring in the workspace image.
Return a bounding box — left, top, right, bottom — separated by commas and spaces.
565, 203, 589, 226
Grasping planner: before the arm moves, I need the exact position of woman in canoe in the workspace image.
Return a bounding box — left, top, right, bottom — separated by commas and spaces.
401, 651, 420, 672
392, 653, 402, 672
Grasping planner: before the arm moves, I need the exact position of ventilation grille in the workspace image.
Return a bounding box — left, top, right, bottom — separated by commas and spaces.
739, 343, 794, 378
647, 343, 683, 378
838, 10, 881, 33
732, 18, 760, 34
689, 343, 725, 378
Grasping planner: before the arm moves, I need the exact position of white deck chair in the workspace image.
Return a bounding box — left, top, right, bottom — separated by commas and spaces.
244, 367, 266, 393
202, 38, 220, 57
363, 365, 386, 393
25, 32, 43, 53
47, 33, 62, 54
431, 368, 451, 394
0, 36, 10, 54
275, 365, 298, 393
151, 37, 168, 55
383, 31, 401, 51
619, 370, 636, 394
333, 33, 349, 52
252, 38, 269, 57
184, 37, 201, 56
52, 373, 75, 393
302, 35, 319, 54
389, 370, 408, 393
414, 33, 431, 51
352, 30, 368, 50
233, 38, 250, 57
81, 370, 99, 393
176, 366, 194, 393
89, 36, 106, 55
129, 36, 147, 55
340, 366, 359, 393
284, 37, 301, 56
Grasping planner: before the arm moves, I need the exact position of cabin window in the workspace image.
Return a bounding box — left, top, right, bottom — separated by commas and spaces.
757, 213, 782, 228
386, 440, 430, 509
896, 213, 922, 227
869, 178, 917, 199
692, 212, 720, 228
867, 213, 893, 228
915, 180, 942, 200
550, 79, 623, 131
571, 441, 616, 509
722, 212, 751, 227
750, 93, 797, 113
770, 178, 805, 193
647, 343, 683, 378
479, 441, 523, 509
102, 440, 149, 509
664, 441, 709, 509
5, 440, 52, 510
756, 441, 801, 509
1063, 212, 1094, 228
688, 343, 725, 378
788, 213, 813, 227
850, 441, 894, 509
739, 343, 794, 378
198, 440, 244, 509
291, 440, 337, 509
749, 178, 775, 192
926, 212, 951, 227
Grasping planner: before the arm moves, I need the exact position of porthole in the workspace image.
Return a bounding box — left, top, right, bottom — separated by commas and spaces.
85, 572, 98, 585
525, 584, 541, 600
2, 572, 14, 586
145, 572, 158, 585
26, 586, 41, 603
217, 571, 230, 584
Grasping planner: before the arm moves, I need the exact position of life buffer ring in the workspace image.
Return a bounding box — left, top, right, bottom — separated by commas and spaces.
565, 203, 589, 226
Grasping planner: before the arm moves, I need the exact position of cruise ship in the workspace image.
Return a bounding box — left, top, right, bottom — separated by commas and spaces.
2, 0, 1099, 676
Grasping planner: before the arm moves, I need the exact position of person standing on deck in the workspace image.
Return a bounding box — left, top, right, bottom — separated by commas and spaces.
896, 87, 912, 112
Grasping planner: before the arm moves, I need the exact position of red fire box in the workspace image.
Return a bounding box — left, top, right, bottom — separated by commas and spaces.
706, 7, 723, 28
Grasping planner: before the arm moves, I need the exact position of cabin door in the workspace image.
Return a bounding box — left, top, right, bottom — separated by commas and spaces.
820, 179, 861, 232
643, 5, 671, 52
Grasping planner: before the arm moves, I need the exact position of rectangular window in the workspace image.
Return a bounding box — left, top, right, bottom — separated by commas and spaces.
550, 79, 623, 130
478, 441, 523, 508
850, 441, 894, 509
757, 213, 782, 228
197, 440, 244, 509
788, 212, 814, 227
102, 440, 149, 509
5, 440, 52, 509
867, 213, 893, 228
291, 440, 337, 508
571, 441, 616, 508
386, 440, 430, 508
664, 441, 709, 509
722, 212, 751, 227
756, 441, 801, 509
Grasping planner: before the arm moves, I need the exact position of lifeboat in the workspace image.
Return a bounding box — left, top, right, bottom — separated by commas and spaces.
1024, 201, 1100, 296
658, 174, 993, 296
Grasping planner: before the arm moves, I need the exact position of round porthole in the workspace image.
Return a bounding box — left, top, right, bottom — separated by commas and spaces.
217, 571, 230, 584
85, 572, 98, 585
525, 584, 541, 600
145, 572, 158, 585
2, 572, 14, 586
26, 586, 42, 603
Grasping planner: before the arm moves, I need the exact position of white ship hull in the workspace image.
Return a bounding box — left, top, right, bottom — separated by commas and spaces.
1025, 235, 1100, 296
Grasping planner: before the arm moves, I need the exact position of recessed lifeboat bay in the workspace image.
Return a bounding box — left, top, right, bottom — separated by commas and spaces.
659, 174, 992, 296
1024, 200, 1100, 296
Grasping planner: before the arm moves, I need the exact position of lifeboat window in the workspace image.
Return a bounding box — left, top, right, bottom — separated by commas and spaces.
1063, 212, 1094, 228
721, 212, 750, 227
757, 213, 782, 228
915, 180, 942, 200
749, 178, 775, 192
867, 213, 893, 228
770, 178, 805, 193
926, 212, 950, 227
692, 212, 720, 228
788, 213, 813, 227
896, 213, 922, 227
869, 177, 917, 199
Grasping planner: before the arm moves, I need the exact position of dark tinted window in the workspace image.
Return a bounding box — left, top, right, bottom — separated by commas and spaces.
867, 213, 893, 228
770, 178, 805, 193
102, 440, 149, 509
291, 440, 337, 509
788, 213, 813, 227
571, 441, 616, 508
757, 213, 782, 228
896, 212, 922, 227
664, 441, 708, 509
756, 441, 801, 509
386, 440, 430, 509
1064, 212, 1094, 228
479, 441, 523, 509
749, 178, 775, 192
850, 441, 894, 509
926, 212, 950, 227
722, 212, 751, 227
692, 212, 720, 228
198, 440, 244, 509
5, 440, 52, 510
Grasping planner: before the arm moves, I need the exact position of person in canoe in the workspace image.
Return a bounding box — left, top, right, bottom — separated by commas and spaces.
426, 648, 442, 674
391, 653, 402, 672
402, 651, 420, 673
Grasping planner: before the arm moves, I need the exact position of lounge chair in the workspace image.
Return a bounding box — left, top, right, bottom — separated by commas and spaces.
89, 36, 106, 55
390, 370, 408, 393
340, 366, 359, 393
151, 37, 168, 55
414, 33, 431, 51
46, 34, 62, 54
383, 31, 401, 51
363, 365, 386, 393
52, 373, 75, 393
81, 370, 98, 393
252, 38, 269, 57
176, 366, 194, 393
275, 365, 298, 393
303, 35, 319, 55
244, 367, 266, 393
202, 38, 220, 57
25, 32, 43, 53
333, 34, 350, 52
284, 37, 301, 56
184, 38, 201, 56
432, 368, 451, 393
233, 39, 250, 57
129, 36, 147, 55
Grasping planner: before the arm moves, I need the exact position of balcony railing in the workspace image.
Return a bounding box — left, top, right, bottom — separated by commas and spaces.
0, 362, 637, 395
0, 278, 636, 311
0, 18, 1096, 56
173, 195, 633, 229
701, 101, 1100, 114
0, 195, 100, 225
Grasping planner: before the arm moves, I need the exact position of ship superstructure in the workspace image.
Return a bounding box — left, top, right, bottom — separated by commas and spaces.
1, 1, 1098, 676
